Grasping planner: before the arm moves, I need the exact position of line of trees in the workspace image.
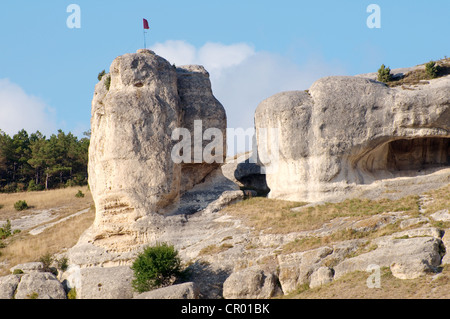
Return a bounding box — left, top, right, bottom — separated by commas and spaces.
0, 129, 89, 192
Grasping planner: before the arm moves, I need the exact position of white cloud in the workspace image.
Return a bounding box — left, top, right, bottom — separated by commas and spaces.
151, 40, 347, 154
0, 79, 57, 136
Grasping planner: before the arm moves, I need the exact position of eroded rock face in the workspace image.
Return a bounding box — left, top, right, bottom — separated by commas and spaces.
86, 49, 227, 252
255, 74, 450, 202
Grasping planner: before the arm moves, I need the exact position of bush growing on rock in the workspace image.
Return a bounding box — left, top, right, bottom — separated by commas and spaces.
377, 64, 393, 83
131, 242, 182, 293
97, 69, 106, 81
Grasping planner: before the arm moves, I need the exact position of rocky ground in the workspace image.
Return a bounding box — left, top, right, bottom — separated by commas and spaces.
0, 159, 448, 299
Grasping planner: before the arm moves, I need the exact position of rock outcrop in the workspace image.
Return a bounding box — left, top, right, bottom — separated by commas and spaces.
0, 263, 66, 299
85, 49, 227, 253
255, 71, 450, 203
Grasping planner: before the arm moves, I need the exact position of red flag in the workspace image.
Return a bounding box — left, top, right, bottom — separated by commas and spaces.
143, 19, 150, 30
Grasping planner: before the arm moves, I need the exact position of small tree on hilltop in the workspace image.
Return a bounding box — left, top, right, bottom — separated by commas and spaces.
377, 64, 393, 83
425, 61, 441, 79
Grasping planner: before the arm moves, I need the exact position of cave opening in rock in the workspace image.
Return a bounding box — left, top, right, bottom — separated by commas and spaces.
386, 138, 450, 171
359, 137, 450, 180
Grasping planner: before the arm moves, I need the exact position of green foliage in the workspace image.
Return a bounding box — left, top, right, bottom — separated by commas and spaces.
98, 69, 106, 81
377, 64, 393, 83
56, 256, 69, 272
12, 269, 24, 275
104, 75, 111, 91
0, 129, 89, 192
131, 243, 182, 293
27, 292, 39, 299
39, 253, 54, 273
67, 288, 77, 299
425, 61, 441, 78
28, 179, 44, 191
75, 190, 85, 198
0, 220, 12, 239
14, 200, 28, 211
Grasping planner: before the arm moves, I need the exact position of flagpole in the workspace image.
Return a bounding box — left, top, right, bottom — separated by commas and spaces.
143, 29, 147, 49
143, 19, 149, 49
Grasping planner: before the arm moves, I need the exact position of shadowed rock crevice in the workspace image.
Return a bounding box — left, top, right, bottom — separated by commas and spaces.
354, 137, 450, 181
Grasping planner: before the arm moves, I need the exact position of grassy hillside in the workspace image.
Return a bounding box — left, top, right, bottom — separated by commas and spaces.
0, 186, 94, 275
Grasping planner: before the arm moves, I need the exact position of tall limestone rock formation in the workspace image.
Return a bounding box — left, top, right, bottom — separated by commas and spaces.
255, 66, 450, 203
85, 49, 227, 253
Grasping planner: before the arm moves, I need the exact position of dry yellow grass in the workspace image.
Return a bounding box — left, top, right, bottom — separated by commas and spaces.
0, 186, 92, 221
0, 208, 95, 275
223, 195, 420, 235
0, 186, 95, 275
198, 243, 234, 256
282, 265, 450, 299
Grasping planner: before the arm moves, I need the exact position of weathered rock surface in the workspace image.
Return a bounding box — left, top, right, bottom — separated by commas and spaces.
14, 272, 66, 299
309, 267, 334, 289
234, 158, 270, 195
442, 230, 450, 265
334, 235, 444, 280
0, 275, 20, 299
10, 262, 44, 274
75, 266, 134, 299
222, 266, 282, 299
133, 282, 199, 299
255, 73, 450, 203
431, 209, 450, 222
86, 49, 227, 253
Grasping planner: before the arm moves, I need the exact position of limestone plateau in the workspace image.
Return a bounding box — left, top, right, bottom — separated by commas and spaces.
1, 51, 449, 299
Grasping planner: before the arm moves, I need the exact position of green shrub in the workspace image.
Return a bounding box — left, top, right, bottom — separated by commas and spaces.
67, 288, 77, 299
425, 61, 441, 78
28, 180, 44, 192
98, 69, 106, 81
104, 75, 111, 91
14, 200, 28, 211
75, 190, 85, 198
0, 220, 12, 239
377, 64, 393, 83
12, 269, 24, 275
131, 242, 182, 293
39, 253, 55, 274
56, 256, 69, 272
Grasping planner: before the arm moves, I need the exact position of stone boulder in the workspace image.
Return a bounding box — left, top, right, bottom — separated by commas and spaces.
10, 262, 44, 274
234, 158, 270, 195
277, 246, 333, 293
222, 266, 282, 299
14, 272, 66, 299
309, 267, 334, 289
334, 235, 444, 280
0, 275, 20, 299
255, 73, 450, 203
133, 282, 199, 299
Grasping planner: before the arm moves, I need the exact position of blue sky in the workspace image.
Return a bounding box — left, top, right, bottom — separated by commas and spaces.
0, 0, 449, 145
